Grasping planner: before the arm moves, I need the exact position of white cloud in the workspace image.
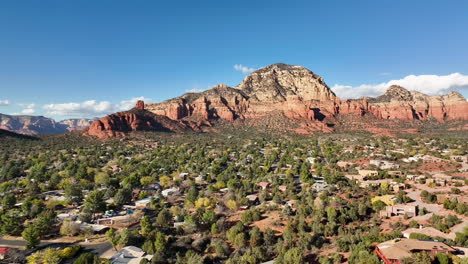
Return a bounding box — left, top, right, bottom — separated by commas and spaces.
118, 97, 153, 111
21, 108, 35, 115
43, 97, 153, 118
18, 103, 36, 109
0, 100, 9, 106
332, 73, 468, 99
234, 64, 256, 74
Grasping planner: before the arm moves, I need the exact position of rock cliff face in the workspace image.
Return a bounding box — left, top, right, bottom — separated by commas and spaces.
58, 119, 95, 132
0, 114, 93, 135
84, 102, 211, 139
144, 63, 467, 135
365, 85, 468, 122
146, 64, 339, 125
85, 63, 467, 138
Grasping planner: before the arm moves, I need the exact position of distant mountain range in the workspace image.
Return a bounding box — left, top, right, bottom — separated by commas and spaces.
85, 63, 468, 139
0, 113, 94, 135
0, 128, 38, 140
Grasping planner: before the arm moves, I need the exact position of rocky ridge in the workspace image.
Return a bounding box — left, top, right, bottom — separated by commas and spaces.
85, 63, 468, 138
144, 63, 467, 134
84, 101, 213, 139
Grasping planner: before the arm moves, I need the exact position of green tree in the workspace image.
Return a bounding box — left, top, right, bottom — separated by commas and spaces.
281, 247, 304, 264
22, 224, 41, 249
249, 227, 262, 247
435, 253, 451, 264
118, 228, 131, 248
34, 210, 56, 237
83, 190, 106, 220
1, 193, 16, 209
156, 208, 172, 228
140, 216, 153, 237
114, 188, 132, 207
154, 231, 166, 252
73, 252, 99, 264
106, 228, 120, 250
0, 210, 23, 235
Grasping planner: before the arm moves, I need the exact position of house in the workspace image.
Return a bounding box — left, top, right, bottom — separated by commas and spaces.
173, 172, 189, 181
450, 155, 467, 163
109, 246, 153, 264
345, 174, 365, 182
312, 182, 330, 193
278, 185, 288, 192
257, 182, 270, 190
402, 227, 455, 240
97, 212, 141, 227
246, 194, 260, 205
379, 204, 417, 218
161, 188, 179, 197
358, 170, 378, 177
79, 223, 109, 234
194, 175, 204, 183
436, 194, 468, 205
337, 161, 354, 168
375, 239, 456, 264
388, 171, 403, 177
406, 175, 426, 182
402, 156, 421, 163
427, 174, 452, 186
359, 179, 392, 188
134, 196, 155, 209
57, 213, 78, 222
41, 190, 66, 201
370, 160, 400, 170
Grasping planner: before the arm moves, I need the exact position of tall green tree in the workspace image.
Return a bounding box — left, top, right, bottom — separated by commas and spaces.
83, 190, 106, 220
22, 224, 41, 249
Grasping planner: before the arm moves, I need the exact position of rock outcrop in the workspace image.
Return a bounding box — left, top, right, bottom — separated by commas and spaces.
84, 103, 211, 139
86, 63, 468, 138
144, 63, 468, 135
366, 85, 468, 122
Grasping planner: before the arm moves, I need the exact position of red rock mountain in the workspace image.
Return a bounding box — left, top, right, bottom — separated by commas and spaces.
85, 64, 468, 138
84, 101, 212, 139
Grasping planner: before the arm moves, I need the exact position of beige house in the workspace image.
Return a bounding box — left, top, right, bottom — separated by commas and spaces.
379, 204, 417, 218
358, 170, 378, 177
375, 239, 456, 264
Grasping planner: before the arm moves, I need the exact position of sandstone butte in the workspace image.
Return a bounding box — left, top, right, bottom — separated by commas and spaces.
85, 63, 468, 139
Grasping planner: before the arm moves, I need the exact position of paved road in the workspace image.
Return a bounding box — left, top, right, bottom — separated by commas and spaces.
0, 237, 112, 257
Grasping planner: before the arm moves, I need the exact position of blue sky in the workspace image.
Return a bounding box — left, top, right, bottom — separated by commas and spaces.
0, 0, 467, 120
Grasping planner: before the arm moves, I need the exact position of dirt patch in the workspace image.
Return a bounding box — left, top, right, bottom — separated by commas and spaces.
418, 162, 459, 172
251, 211, 287, 234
